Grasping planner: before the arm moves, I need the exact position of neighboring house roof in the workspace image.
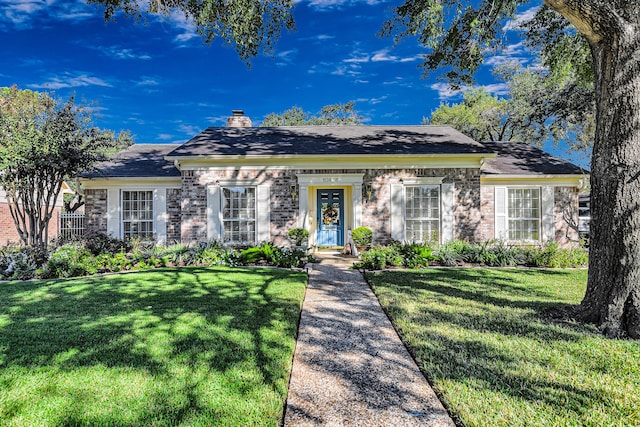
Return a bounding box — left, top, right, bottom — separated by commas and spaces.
82, 144, 181, 178
165, 126, 494, 158
480, 141, 586, 176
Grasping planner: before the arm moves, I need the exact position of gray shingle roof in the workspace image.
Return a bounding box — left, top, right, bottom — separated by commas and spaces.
82, 144, 181, 178
480, 141, 586, 176
165, 125, 494, 157
81, 129, 587, 179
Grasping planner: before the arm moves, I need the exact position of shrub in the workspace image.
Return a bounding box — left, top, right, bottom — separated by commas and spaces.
240, 246, 268, 264
84, 231, 130, 256
42, 244, 98, 278
481, 242, 524, 267
0, 246, 42, 280
288, 228, 309, 246
196, 244, 228, 266
356, 244, 403, 270
276, 247, 310, 268
352, 226, 373, 246
433, 242, 465, 266
531, 242, 589, 268
397, 242, 434, 269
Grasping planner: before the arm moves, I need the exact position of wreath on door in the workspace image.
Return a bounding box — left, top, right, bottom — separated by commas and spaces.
323, 204, 339, 225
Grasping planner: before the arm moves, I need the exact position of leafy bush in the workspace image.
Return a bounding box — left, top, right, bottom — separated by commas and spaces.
42, 244, 98, 278
397, 243, 434, 269
433, 242, 465, 266
0, 246, 42, 280
240, 246, 268, 264
352, 226, 373, 247
528, 242, 589, 268
481, 242, 524, 267
84, 231, 131, 256
288, 228, 309, 246
356, 245, 403, 270
276, 247, 310, 268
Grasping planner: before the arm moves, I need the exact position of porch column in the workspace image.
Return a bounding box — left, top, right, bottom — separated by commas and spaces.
352, 183, 362, 228
298, 183, 310, 230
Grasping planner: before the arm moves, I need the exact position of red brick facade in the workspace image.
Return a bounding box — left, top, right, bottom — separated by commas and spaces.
0, 203, 62, 246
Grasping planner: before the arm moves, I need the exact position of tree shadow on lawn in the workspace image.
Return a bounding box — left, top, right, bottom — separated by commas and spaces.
368, 268, 619, 421
0, 267, 306, 425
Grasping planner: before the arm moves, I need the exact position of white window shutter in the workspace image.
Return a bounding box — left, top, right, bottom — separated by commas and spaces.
154, 188, 167, 245
256, 184, 271, 242
207, 186, 223, 241
441, 183, 455, 243
390, 184, 405, 241
541, 186, 555, 242
107, 188, 119, 237
495, 187, 507, 240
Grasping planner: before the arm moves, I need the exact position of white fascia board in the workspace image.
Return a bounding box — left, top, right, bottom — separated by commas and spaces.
481, 174, 585, 187
80, 177, 181, 189
168, 154, 489, 170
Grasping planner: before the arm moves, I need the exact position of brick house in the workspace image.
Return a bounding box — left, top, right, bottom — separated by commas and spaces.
0, 183, 69, 246
81, 111, 587, 249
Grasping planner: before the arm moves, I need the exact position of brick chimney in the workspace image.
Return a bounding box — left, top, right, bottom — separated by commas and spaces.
227, 110, 252, 128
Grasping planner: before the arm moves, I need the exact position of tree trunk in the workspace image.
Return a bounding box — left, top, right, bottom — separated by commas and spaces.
579, 25, 640, 339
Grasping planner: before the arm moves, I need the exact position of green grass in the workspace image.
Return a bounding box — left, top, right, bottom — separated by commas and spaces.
0, 267, 307, 426
367, 268, 640, 427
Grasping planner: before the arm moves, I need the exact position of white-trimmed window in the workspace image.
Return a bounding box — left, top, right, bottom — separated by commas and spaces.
507, 188, 540, 241
222, 187, 256, 244
405, 186, 440, 242
122, 190, 154, 239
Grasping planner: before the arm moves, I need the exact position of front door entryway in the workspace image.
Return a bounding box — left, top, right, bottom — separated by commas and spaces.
316, 189, 344, 246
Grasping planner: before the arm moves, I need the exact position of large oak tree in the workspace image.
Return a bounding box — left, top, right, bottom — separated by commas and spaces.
89, 0, 640, 338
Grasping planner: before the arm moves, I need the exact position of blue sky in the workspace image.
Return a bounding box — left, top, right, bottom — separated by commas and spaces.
2, 0, 584, 163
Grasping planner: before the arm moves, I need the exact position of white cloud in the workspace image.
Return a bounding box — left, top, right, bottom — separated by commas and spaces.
0, 0, 94, 29
304, 0, 383, 10
371, 49, 398, 62
157, 133, 174, 140
481, 83, 509, 96
503, 6, 540, 31
345, 49, 422, 64
166, 10, 198, 46
430, 82, 510, 100
28, 72, 112, 89
100, 46, 152, 61
300, 34, 335, 42
136, 77, 160, 86
430, 82, 467, 100
485, 42, 529, 67
178, 124, 201, 135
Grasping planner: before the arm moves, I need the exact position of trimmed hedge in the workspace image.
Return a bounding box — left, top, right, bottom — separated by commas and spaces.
355, 240, 588, 270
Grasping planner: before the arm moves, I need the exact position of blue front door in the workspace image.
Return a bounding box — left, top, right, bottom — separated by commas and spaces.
317, 189, 344, 246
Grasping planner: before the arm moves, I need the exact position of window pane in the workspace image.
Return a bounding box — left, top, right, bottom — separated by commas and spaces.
405, 186, 440, 243
122, 191, 154, 239
222, 186, 256, 244
508, 188, 540, 241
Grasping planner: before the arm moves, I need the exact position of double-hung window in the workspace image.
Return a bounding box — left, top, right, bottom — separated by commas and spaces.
222, 187, 256, 244
507, 188, 540, 241
121, 190, 154, 239
405, 186, 440, 243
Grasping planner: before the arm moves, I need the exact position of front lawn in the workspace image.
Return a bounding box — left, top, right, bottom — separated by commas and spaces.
367, 268, 640, 427
0, 267, 307, 426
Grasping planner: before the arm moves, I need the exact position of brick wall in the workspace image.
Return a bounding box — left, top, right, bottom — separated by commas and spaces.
179, 167, 484, 245
0, 203, 62, 246
480, 185, 495, 240
166, 188, 182, 244
362, 168, 482, 243
84, 189, 108, 234
554, 186, 580, 247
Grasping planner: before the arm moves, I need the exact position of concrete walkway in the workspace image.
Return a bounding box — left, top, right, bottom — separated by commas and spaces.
284, 253, 455, 427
